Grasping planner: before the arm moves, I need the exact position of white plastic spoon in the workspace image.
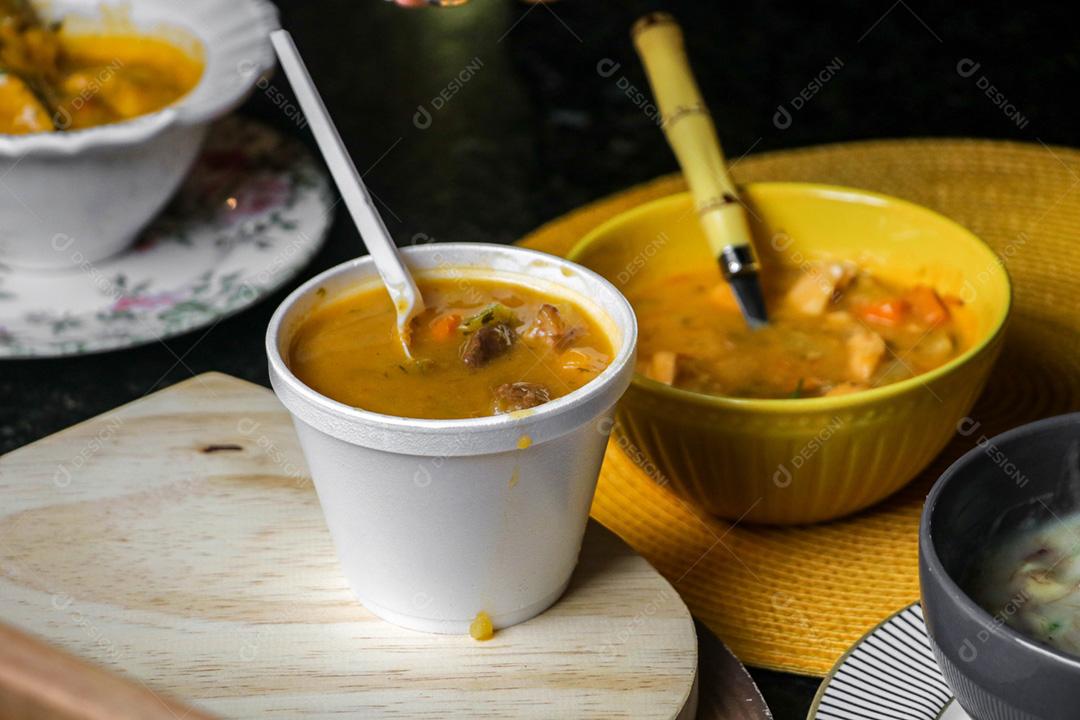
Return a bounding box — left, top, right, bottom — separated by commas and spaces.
270, 29, 425, 358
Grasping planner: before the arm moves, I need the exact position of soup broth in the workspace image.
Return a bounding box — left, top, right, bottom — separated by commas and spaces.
971, 510, 1080, 656
627, 262, 969, 399
0, 3, 203, 133
289, 277, 614, 419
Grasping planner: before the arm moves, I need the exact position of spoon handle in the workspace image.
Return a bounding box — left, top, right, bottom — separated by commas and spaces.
270, 30, 425, 338
631, 13, 756, 261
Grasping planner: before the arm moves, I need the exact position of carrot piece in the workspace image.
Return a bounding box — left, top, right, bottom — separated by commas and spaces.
903, 286, 950, 327
429, 313, 461, 341
856, 299, 909, 326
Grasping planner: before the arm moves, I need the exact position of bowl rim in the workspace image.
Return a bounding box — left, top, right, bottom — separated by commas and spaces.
0, 0, 279, 156
567, 181, 1014, 414
920, 411, 1080, 670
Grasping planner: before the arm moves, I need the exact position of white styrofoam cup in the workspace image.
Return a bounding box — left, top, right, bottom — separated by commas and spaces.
267, 243, 637, 633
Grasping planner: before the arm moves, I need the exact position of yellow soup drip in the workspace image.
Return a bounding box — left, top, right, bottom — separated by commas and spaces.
469, 611, 494, 642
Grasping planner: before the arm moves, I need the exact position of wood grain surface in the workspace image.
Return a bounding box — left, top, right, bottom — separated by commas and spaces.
0, 372, 701, 719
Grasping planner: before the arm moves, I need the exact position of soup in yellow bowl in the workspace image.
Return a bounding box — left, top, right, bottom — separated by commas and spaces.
630, 263, 971, 399
568, 183, 1011, 524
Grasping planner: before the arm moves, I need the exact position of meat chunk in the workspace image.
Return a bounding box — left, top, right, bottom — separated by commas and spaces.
461, 323, 515, 368
553, 327, 584, 352
493, 382, 551, 414
526, 304, 583, 351
527, 304, 564, 339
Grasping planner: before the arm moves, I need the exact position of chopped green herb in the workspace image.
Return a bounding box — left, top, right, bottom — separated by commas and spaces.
397, 358, 435, 374
789, 378, 805, 399
460, 303, 520, 334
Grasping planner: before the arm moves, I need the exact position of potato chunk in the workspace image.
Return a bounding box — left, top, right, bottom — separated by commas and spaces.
646, 351, 678, 385
526, 303, 583, 352
846, 327, 886, 382
0, 73, 53, 133
783, 263, 856, 316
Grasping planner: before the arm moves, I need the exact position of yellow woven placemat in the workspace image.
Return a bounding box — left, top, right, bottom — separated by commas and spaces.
519, 139, 1080, 676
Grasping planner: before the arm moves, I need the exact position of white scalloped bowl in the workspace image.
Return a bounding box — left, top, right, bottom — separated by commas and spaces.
0, 0, 279, 270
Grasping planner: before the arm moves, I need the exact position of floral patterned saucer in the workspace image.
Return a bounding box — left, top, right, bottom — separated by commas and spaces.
0, 117, 333, 358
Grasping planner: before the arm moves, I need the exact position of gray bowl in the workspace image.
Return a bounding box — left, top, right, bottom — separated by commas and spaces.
920, 412, 1080, 720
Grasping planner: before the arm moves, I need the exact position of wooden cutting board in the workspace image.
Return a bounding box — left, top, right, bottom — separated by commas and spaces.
0, 372, 702, 719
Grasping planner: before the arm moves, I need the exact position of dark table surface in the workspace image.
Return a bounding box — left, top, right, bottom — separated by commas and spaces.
1, 0, 1073, 716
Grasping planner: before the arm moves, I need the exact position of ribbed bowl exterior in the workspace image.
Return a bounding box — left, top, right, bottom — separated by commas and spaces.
614, 336, 1002, 525
933, 648, 1040, 720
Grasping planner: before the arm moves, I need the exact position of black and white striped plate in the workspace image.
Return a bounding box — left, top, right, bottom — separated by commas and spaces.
808, 603, 971, 720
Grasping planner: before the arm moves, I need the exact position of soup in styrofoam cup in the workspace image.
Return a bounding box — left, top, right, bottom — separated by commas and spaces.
267, 243, 636, 634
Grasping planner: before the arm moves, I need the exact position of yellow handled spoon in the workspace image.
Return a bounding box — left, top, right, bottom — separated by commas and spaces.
632, 12, 768, 327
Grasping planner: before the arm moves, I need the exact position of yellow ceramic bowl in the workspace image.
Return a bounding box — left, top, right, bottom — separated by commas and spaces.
568, 182, 1012, 524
